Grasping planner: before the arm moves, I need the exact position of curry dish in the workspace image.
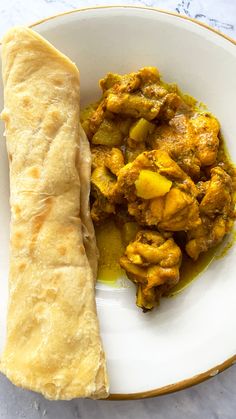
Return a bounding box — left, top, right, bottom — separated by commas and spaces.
81, 67, 236, 312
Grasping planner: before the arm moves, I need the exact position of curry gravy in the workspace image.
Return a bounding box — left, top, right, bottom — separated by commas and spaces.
95, 219, 234, 294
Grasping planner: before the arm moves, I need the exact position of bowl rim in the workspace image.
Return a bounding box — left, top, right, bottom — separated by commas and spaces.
7, 4, 236, 400
29, 4, 236, 47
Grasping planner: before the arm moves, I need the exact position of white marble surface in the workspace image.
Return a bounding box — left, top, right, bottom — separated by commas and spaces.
0, 0, 236, 418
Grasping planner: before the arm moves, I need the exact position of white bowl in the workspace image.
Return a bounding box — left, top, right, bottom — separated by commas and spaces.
0, 6, 236, 399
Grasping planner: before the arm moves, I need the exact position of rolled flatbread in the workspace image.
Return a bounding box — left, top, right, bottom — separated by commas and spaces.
78, 123, 99, 279
0, 27, 109, 400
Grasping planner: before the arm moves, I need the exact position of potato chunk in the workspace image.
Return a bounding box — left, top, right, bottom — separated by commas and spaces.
135, 169, 172, 199
129, 118, 155, 142
92, 119, 123, 146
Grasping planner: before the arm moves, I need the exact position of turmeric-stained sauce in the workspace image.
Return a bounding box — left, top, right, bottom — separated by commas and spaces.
95, 220, 125, 285
96, 220, 233, 294
166, 247, 217, 296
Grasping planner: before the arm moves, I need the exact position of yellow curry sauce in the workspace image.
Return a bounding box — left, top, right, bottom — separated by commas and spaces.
95, 219, 232, 294
81, 67, 236, 311
95, 220, 125, 285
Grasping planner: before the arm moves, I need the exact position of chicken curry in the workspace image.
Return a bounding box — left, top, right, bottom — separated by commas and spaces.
81, 67, 236, 312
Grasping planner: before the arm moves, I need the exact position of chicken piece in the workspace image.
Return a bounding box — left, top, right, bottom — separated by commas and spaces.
100, 73, 122, 91
86, 67, 193, 141
117, 150, 200, 231
106, 92, 161, 121
100, 70, 161, 121
196, 180, 210, 201
150, 113, 220, 178
190, 114, 220, 167
88, 100, 107, 137
90, 169, 117, 223
159, 186, 201, 231
100, 72, 141, 94
84, 99, 125, 140
141, 84, 168, 100
120, 230, 182, 311
80, 104, 97, 136
96, 69, 160, 131
90, 165, 122, 223
100, 67, 159, 94
90, 148, 124, 223
150, 114, 201, 178
186, 167, 235, 259
199, 166, 233, 218
139, 66, 160, 83
91, 145, 110, 170
101, 67, 189, 122
125, 141, 146, 163
158, 93, 189, 121
90, 198, 115, 224
215, 140, 236, 187
91, 146, 124, 175
186, 215, 234, 260
107, 148, 125, 175
106, 87, 188, 123
139, 67, 190, 120
91, 166, 117, 199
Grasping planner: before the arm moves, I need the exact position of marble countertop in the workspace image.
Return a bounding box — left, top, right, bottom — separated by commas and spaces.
0, 0, 236, 418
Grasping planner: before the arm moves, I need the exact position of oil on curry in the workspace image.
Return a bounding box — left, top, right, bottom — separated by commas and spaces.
81, 67, 236, 312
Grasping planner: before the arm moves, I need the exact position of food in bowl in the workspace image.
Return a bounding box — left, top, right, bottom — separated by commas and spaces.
81, 67, 236, 312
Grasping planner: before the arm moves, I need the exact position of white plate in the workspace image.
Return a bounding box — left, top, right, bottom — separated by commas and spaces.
0, 6, 236, 399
